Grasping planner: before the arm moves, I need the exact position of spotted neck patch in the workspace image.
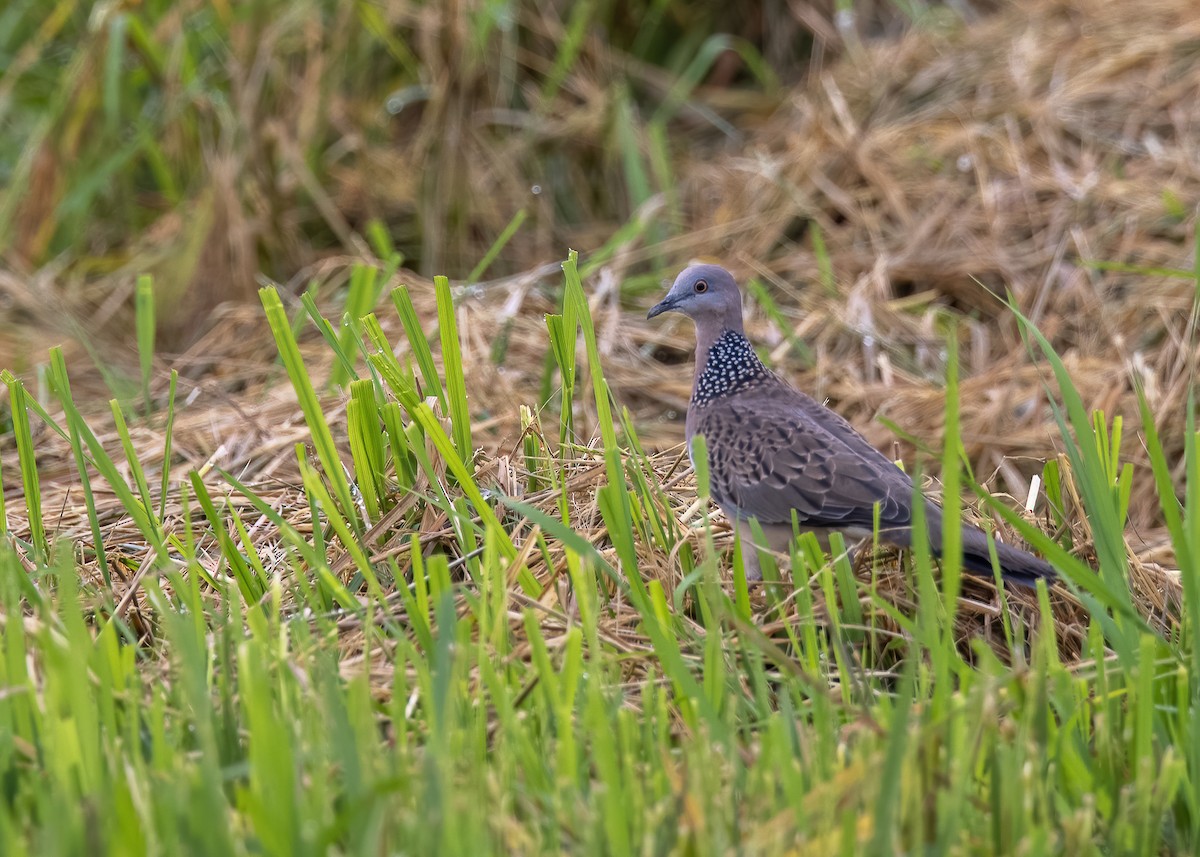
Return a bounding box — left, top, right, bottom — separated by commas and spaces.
692, 329, 775, 406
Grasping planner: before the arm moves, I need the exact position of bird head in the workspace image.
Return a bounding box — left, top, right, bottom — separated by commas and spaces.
646, 264, 744, 333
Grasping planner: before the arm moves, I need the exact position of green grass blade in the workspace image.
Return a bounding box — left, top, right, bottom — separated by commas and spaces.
347, 379, 386, 521
135, 273, 155, 415
3, 374, 47, 562
467, 208, 527, 283
44, 352, 165, 553
392, 286, 445, 407
260, 286, 358, 532
301, 290, 360, 386
158, 369, 178, 522
434, 275, 473, 461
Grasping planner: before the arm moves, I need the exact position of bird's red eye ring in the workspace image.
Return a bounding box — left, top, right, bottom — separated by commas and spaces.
695, 279, 708, 293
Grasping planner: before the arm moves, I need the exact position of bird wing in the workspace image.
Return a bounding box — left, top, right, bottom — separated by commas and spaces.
691, 389, 916, 532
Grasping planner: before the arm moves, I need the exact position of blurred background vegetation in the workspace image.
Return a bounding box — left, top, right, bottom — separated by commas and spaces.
2, 0, 998, 337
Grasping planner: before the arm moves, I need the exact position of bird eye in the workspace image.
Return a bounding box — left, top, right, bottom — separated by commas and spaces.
694, 279, 708, 293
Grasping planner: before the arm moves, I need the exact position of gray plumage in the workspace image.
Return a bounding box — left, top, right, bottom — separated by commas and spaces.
647, 263, 1055, 587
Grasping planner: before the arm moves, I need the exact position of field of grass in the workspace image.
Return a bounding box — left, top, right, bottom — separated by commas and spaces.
3, 0, 1200, 854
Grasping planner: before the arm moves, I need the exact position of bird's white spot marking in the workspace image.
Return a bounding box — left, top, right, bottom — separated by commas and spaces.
692, 330, 773, 406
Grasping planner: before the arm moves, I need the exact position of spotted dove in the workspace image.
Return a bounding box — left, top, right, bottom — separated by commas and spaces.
647, 264, 1055, 587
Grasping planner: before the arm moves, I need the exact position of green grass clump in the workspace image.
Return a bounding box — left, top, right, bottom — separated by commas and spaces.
0, 250, 1195, 854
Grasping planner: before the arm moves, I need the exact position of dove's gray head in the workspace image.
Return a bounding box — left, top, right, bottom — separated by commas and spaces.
646, 264, 744, 334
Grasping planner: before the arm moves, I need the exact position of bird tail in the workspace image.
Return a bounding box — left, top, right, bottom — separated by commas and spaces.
952, 524, 1055, 587
918, 510, 1055, 587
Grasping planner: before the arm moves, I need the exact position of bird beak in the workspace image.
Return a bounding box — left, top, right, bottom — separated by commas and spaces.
646, 296, 677, 320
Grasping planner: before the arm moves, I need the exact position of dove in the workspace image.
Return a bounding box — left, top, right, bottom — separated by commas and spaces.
647, 264, 1054, 586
